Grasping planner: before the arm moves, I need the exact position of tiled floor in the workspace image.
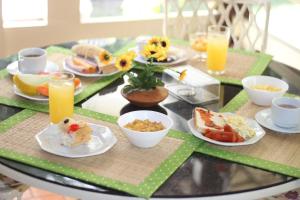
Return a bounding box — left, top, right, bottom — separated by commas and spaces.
21, 187, 75, 200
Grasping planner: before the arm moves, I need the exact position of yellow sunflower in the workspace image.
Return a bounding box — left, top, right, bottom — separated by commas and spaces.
98, 50, 112, 65
115, 55, 132, 72
159, 37, 170, 50
126, 50, 137, 60
154, 48, 167, 61
179, 69, 187, 81
147, 36, 160, 46
142, 44, 157, 58
142, 44, 167, 61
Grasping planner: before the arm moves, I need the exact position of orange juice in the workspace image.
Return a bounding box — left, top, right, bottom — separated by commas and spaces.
49, 73, 74, 124
207, 34, 229, 73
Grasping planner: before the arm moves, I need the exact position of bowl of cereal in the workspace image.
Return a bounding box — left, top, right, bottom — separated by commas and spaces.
117, 110, 173, 148
242, 75, 288, 106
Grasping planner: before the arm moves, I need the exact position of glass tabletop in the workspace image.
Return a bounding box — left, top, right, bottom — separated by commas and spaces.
0, 38, 299, 198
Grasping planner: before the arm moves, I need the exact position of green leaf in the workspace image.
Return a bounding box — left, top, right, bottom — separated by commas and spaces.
126, 63, 164, 90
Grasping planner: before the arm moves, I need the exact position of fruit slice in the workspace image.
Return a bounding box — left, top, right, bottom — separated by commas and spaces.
36, 85, 49, 96
13, 74, 50, 96
36, 78, 81, 97
74, 78, 81, 88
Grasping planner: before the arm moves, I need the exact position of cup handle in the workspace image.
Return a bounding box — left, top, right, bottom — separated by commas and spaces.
18, 58, 24, 73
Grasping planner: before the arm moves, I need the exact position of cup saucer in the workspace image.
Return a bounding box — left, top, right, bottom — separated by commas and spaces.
6, 60, 59, 75
255, 108, 300, 134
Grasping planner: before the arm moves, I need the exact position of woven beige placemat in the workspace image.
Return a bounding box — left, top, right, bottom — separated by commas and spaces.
209, 101, 300, 169
187, 52, 257, 79
0, 112, 183, 185
171, 42, 272, 85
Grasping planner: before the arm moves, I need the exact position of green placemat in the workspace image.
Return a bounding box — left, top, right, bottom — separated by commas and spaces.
0, 46, 124, 112
195, 90, 300, 178
0, 108, 201, 198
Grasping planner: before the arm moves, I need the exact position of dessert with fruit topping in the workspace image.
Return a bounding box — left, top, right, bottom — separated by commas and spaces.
59, 118, 92, 147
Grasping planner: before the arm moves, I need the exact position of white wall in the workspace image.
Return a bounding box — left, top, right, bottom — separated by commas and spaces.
0, 0, 163, 58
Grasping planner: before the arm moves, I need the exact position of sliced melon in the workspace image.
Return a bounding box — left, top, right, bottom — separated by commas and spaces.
13, 74, 49, 96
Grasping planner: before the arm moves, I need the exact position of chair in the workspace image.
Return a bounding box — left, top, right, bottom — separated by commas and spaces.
163, 0, 271, 52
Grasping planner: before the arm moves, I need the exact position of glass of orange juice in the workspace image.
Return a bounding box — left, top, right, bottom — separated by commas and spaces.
189, 32, 208, 62
49, 72, 75, 124
206, 25, 230, 75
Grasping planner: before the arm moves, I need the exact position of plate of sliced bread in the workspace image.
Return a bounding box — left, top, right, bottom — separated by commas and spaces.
63, 44, 119, 77
188, 107, 265, 146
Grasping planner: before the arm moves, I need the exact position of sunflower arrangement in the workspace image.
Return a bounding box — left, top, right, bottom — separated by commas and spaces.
116, 37, 186, 94
116, 51, 164, 93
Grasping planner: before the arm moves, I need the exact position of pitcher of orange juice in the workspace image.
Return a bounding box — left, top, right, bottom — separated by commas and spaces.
206, 25, 230, 75
49, 72, 74, 124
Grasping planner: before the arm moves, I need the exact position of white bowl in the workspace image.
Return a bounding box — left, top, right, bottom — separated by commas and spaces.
242, 75, 288, 106
117, 110, 173, 148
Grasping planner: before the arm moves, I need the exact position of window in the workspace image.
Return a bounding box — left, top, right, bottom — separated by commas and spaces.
80, 0, 210, 23
2, 0, 48, 28
80, 0, 163, 22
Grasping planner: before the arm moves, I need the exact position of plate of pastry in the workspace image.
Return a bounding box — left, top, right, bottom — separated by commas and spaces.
188, 107, 265, 146
13, 73, 83, 102
35, 118, 117, 158
63, 44, 120, 77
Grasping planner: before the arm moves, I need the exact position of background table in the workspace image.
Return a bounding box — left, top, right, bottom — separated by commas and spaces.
0, 38, 299, 199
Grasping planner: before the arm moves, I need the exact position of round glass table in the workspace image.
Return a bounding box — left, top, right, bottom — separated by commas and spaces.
0, 38, 299, 199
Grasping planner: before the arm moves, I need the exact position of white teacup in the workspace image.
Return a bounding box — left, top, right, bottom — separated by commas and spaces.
18, 48, 47, 74
271, 97, 300, 128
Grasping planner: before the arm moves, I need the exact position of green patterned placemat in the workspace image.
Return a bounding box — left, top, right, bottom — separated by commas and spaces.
0, 46, 124, 112
0, 108, 201, 198
195, 90, 300, 178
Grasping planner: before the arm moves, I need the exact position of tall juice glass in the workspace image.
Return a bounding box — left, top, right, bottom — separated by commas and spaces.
49, 72, 74, 124
207, 25, 230, 75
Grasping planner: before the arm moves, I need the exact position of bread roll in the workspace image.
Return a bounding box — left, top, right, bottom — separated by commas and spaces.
72, 44, 106, 59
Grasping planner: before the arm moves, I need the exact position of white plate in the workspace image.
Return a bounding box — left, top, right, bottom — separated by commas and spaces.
133, 46, 188, 66
6, 60, 59, 76
63, 57, 119, 78
255, 108, 300, 134
35, 123, 117, 158
187, 116, 266, 146
13, 84, 83, 102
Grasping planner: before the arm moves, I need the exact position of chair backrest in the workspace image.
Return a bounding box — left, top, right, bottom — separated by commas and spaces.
163, 0, 271, 52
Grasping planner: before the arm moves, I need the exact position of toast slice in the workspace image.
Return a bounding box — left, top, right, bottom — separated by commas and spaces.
193, 107, 255, 142
193, 107, 225, 133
